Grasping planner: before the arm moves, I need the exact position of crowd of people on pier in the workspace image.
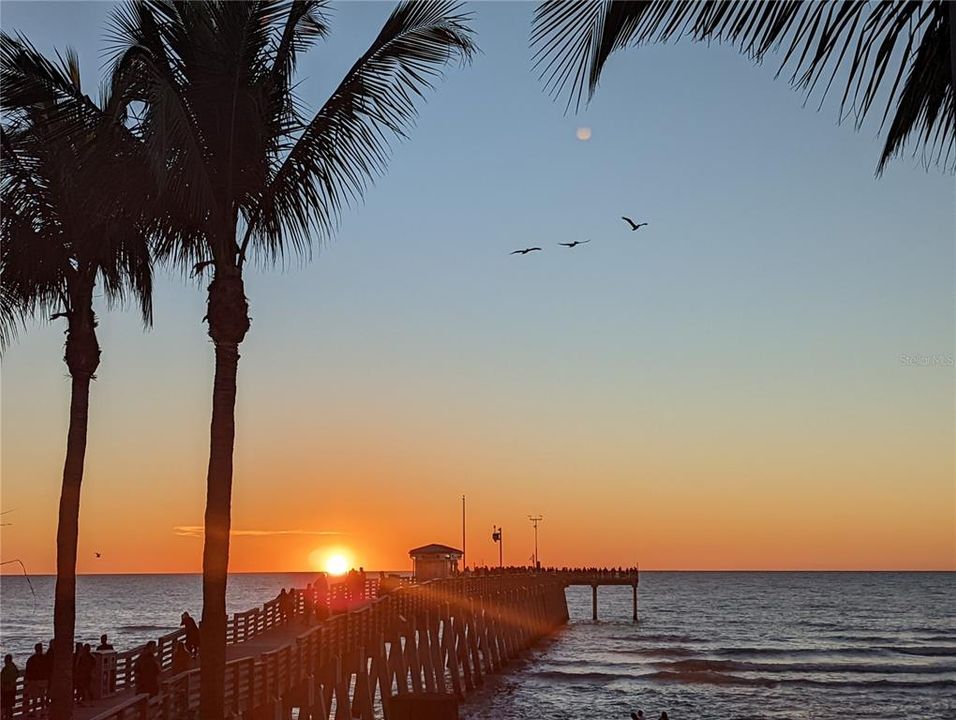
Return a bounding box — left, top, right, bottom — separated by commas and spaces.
0, 570, 348, 716
1, 634, 117, 719
462, 564, 640, 576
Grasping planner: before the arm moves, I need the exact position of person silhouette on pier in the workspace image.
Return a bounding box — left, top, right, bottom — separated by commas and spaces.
278, 588, 294, 623
318, 574, 330, 606
314, 574, 330, 621
172, 641, 191, 674
302, 583, 314, 626
96, 635, 113, 652
134, 642, 160, 697
71, 644, 82, 703
74, 645, 94, 706
345, 569, 358, 607
1, 655, 18, 720
42, 641, 54, 713
181, 612, 200, 657
23, 643, 46, 717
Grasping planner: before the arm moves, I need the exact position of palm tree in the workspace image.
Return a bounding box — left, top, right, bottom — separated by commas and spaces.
532, 1, 954, 174
1, 36, 154, 720
106, 2, 476, 716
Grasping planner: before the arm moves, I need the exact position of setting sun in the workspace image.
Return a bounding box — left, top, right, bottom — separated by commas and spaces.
309, 547, 352, 575
325, 554, 348, 576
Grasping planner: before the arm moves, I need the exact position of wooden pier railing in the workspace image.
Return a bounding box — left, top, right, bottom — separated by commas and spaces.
106, 578, 381, 694
6, 577, 381, 718
188, 574, 567, 720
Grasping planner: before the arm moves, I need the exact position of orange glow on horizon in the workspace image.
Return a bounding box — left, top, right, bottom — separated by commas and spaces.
2, 333, 952, 575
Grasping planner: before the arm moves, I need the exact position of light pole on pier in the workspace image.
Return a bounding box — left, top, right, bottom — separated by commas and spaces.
528, 515, 542, 570
461, 495, 466, 571
492, 526, 503, 568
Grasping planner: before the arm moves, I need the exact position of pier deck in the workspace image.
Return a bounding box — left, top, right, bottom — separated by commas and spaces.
553, 570, 640, 621
66, 619, 330, 720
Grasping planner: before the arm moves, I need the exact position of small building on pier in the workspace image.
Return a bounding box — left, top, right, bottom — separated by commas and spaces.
409, 543, 463, 581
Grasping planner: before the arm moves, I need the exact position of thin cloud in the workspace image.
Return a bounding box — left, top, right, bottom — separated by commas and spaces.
173, 526, 344, 539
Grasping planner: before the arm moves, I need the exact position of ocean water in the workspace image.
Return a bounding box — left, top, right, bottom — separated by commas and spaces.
0, 572, 322, 656
461, 572, 956, 720
1, 572, 953, 718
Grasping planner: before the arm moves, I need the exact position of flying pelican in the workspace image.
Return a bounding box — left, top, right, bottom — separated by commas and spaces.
621, 217, 648, 231
559, 240, 591, 248
94, 552, 102, 558
510, 247, 542, 255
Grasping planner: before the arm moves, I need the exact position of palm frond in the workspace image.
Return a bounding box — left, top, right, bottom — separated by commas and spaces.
245, 0, 476, 264
108, 2, 218, 230
272, 0, 330, 84
873, 1, 952, 171
0, 284, 24, 351
1, 35, 156, 342
531, 0, 954, 174
0, 31, 103, 138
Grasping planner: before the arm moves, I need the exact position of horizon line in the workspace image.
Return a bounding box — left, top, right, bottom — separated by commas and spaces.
2, 568, 954, 577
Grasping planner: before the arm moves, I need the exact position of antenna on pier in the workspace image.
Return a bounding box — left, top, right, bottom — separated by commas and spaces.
528, 515, 543, 570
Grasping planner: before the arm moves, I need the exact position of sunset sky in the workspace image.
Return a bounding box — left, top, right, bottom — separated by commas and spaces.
1, 1, 953, 574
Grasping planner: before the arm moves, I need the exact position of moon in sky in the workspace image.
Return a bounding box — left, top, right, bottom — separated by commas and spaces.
576, 127, 592, 141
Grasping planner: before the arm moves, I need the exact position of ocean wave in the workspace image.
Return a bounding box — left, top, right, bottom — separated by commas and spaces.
618, 644, 912, 660
647, 669, 956, 690
656, 658, 956, 675
609, 633, 701, 643
624, 647, 699, 658
717, 646, 880, 657
611, 641, 956, 663
802, 620, 842, 629
818, 634, 908, 643
707, 644, 956, 660
533, 670, 627, 683
648, 669, 778, 687
880, 646, 956, 657
533, 665, 956, 691
908, 634, 956, 643
115, 624, 174, 632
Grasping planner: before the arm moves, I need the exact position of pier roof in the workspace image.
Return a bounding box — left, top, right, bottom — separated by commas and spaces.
408, 543, 463, 557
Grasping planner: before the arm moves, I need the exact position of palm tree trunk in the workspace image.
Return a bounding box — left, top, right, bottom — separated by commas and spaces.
199, 272, 249, 720
50, 307, 99, 720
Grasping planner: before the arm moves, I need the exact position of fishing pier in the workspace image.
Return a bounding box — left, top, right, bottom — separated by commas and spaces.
7, 569, 638, 720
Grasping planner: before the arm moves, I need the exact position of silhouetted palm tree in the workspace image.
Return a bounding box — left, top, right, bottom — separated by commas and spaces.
1, 36, 153, 720
106, 2, 476, 716
532, 1, 954, 174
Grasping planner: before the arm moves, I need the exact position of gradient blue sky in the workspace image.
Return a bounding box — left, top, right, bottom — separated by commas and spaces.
2, 1, 953, 572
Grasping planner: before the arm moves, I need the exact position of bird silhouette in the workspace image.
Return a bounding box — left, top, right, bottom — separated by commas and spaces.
94, 552, 102, 558
559, 239, 591, 248
510, 247, 541, 255
621, 217, 648, 231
